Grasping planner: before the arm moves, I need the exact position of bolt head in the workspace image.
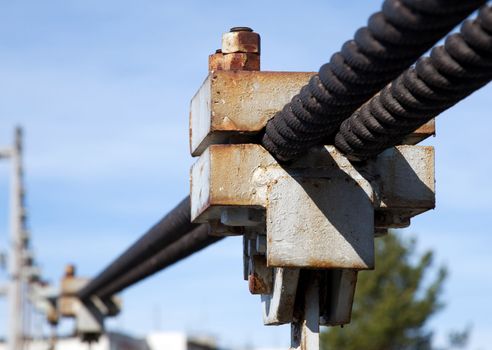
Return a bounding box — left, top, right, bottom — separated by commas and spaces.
222, 52, 260, 71
222, 31, 260, 54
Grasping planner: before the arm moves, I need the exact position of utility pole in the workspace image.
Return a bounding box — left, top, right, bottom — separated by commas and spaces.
1, 127, 26, 350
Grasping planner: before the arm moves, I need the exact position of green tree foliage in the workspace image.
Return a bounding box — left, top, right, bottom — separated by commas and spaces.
321, 233, 448, 350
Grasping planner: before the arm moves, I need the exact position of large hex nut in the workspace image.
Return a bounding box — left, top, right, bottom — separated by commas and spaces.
208, 52, 224, 71
222, 31, 260, 54
209, 52, 260, 71
223, 52, 260, 71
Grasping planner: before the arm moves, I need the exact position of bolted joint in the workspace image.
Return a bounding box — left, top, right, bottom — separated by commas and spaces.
208, 50, 224, 71
209, 51, 260, 71
223, 52, 260, 71
222, 28, 260, 54
209, 27, 261, 72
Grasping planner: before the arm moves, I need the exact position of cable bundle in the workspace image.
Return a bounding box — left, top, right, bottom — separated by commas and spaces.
335, 5, 492, 160
261, 0, 485, 161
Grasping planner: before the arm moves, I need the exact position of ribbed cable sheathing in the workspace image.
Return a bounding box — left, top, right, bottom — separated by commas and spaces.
77, 196, 198, 300
335, 5, 492, 160
261, 0, 486, 161
96, 224, 221, 299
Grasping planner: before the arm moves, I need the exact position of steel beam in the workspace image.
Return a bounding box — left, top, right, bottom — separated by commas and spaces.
190, 71, 436, 158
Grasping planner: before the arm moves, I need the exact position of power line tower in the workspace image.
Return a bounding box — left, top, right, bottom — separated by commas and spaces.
1, 127, 28, 350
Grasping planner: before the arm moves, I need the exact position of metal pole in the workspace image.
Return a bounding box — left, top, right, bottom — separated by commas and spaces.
7, 127, 25, 350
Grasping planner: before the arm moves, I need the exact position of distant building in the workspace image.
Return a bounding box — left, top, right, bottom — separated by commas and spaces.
0, 331, 218, 350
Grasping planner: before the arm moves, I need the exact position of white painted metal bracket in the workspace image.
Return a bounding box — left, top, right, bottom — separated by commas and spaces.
189, 67, 435, 350
191, 143, 434, 269
190, 71, 435, 157
190, 71, 313, 156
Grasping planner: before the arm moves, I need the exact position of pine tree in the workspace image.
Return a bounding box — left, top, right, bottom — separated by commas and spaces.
321, 233, 448, 350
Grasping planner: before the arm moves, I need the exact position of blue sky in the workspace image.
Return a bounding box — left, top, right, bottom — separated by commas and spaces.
0, 1, 491, 349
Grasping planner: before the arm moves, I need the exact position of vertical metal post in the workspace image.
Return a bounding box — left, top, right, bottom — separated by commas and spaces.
7, 127, 25, 350
291, 272, 320, 350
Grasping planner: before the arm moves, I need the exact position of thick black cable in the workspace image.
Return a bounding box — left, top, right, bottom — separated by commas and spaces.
96, 224, 222, 299
261, 0, 486, 162
77, 196, 198, 300
335, 5, 492, 160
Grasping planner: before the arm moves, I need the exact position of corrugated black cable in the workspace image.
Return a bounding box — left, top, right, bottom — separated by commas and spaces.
77, 196, 199, 300
335, 5, 492, 160
261, 0, 486, 162
96, 224, 222, 299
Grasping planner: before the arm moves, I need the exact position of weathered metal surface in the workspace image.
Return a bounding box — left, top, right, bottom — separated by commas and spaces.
191, 27, 438, 349
189, 71, 314, 156
191, 143, 434, 269
208, 51, 224, 71
266, 172, 374, 270
191, 144, 370, 222
208, 219, 244, 237
374, 145, 435, 210
221, 207, 264, 226
190, 144, 275, 221
401, 119, 435, 145
248, 255, 273, 295
222, 30, 260, 54
209, 28, 260, 72
291, 272, 320, 350
190, 72, 434, 157
320, 269, 358, 326
243, 233, 273, 295
256, 234, 267, 254
262, 268, 300, 325
223, 52, 260, 71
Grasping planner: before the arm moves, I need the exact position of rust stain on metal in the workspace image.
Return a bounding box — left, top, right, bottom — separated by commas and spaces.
208, 51, 224, 71
209, 71, 315, 132
401, 119, 435, 145
190, 70, 315, 156
415, 119, 435, 135
209, 51, 260, 72
209, 29, 260, 72
222, 52, 260, 71
222, 31, 260, 54
249, 273, 270, 294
